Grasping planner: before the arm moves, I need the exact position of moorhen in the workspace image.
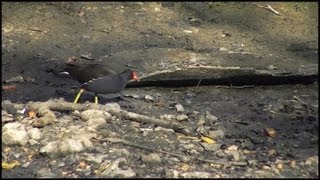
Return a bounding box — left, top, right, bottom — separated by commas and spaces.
65, 63, 139, 104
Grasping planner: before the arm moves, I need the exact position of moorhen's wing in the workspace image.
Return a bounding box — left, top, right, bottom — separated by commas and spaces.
66, 64, 117, 83
82, 70, 132, 94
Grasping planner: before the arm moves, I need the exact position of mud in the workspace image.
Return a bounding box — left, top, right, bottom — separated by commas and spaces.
2, 2, 318, 178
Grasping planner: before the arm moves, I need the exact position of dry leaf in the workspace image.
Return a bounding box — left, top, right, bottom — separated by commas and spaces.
265, 127, 277, 138
67, 56, 78, 63
3, 147, 11, 153
79, 161, 86, 169
276, 163, 283, 170
268, 149, 277, 157
179, 163, 190, 171
227, 145, 238, 151
78, 11, 85, 17
201, 136, 215, 144
28, 111, 37, 119
2, 160, 20, 170
2, 85, 16, 92
154, 101, 165, 107
290, 160, 296, 168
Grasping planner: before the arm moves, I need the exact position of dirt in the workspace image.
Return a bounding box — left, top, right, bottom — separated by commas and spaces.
1, 2, 318, 178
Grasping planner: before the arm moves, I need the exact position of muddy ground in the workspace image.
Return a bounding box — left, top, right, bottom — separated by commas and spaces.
1, 2, 318, 178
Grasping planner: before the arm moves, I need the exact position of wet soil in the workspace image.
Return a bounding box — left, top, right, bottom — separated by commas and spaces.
2, 2, 318, 178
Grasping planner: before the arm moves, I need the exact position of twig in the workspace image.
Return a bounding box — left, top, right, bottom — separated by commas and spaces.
215, 85, 255, 89
96, 137, 231, 165
24, 98, 193, 135
293, 95, 306, 105
266, 4, 281, 15
27, 28, 45, 32
195, 79, 202, 93
252, 3, 281, 15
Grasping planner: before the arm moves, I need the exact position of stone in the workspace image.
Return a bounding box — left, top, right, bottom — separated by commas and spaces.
205, 111, 218, 125
105, 103, 121, 111
2, 123, 29, 146
175, 104, 184, 112
144, 95, 154, 101
80, 110, 111, 121
87, 118, 107, 127
176, 114, 188, 121
141, 153, 162, 164
208, 129, 225, 139
201, 143, 221, 152
100, 158, 136, 177
181, 171, 212, 178
28, 128, 41, 140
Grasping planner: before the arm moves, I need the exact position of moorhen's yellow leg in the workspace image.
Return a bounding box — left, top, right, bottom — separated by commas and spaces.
74, 88, 84, 103
94, 93, 99, 104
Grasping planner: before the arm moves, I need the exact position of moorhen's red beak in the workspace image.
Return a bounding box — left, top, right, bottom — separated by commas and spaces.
132, 71, 140, 81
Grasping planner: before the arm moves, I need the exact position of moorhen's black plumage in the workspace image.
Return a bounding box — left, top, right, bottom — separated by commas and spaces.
65, 63, 139, 104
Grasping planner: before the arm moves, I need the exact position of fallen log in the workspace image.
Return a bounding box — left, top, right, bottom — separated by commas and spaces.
23, 99, 194, 135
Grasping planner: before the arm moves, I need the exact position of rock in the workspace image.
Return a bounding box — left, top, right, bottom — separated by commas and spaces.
219, 47, 227, 51
232, 161, 248, 166
86, 118, 107, 127
305, 156, 318, 166
225, 150, 241, 161
249, 136, 264, 144
267, 149, 277, 157
105, 103, 121, 111
2, 110, 14, 122
208, 129, 225, 139
180, 144, 203, 155
205, 111, 218, 125
29, 139, 39, 145
141, 153, 162, 164
2, 122, 23, 131
22, 162, 31, 168
27, 128, 41, 140
40, 139, 84, 154
144, 95, 154, 101
165, 169, 179, 178
2, 123, 29, 146
124, 93, 140, 99
241, 138, 254, 150
80, 110, 111, 121
188, 17, 202, 26
40, 141, 59, 154
57, 162, 65, 168
74, 133, 94, 148
36, 168, 58, 178
160, 114, 175, 120
175, 103, 184, 112
85, 153, 108, 164
109, 148, 131, 157
59, 139, 84, 153
201, 143, 221, 152
197, 116, 206, 126
4, 75, 25, 83
181, 171, 211, 178
100, 158, 136, 178
176, 114, 188, 121
154, 126, 175, 133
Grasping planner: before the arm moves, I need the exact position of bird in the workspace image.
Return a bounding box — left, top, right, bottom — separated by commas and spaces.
64, 63, 139, 104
